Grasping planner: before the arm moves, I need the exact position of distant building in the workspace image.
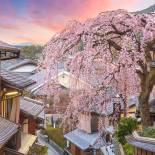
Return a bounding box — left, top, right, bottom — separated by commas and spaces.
0, 41, 20, 60
0, 42, 44, 155
0, 69, 37, 155
64, 111, 106, 155
27, 71, 90, 128
20, 97, 44, 135
128, 97, 155, 125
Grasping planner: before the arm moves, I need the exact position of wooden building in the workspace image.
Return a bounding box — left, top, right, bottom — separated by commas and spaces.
128, 97, 155, 125
0, 41, 20, 60
27, 70, 91, 129
0, 117, 19, 155
20, 97, 44, 135
64, 111, 105, 155
127, 132, 155, 155
0, 69, 37, 155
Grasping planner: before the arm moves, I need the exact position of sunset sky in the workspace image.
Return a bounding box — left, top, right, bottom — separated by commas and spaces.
0, 0, 154, 45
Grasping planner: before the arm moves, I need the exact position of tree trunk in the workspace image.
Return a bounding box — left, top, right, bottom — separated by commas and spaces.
139, 91, 152, 127
138, 68, 155, 127
124, 98, 127, 117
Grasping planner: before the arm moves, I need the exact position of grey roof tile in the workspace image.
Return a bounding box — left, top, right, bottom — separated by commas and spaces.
20, 97, 44, 118
0, 69, 36, 89
127, 135, 155, 152
0, 117, 18, 148
64, 129, 105, 150
8, 60, 37, 71
1, 59, 26, 70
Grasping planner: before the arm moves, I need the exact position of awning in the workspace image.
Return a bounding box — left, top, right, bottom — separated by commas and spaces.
64, 129, 105, 150
18, 132, 37, 154
20, 97, 44, 119
0, 117, 18, 148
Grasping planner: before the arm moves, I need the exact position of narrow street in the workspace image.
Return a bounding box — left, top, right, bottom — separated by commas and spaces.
37, 132, 60, 155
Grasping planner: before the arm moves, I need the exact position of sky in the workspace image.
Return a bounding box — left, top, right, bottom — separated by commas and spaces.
0, 0, 154, 45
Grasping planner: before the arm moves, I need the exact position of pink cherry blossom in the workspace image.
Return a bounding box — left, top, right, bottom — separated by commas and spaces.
41, 10, 155, 130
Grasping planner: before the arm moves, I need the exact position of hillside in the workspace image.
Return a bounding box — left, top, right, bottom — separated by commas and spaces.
137, 4, 155, 13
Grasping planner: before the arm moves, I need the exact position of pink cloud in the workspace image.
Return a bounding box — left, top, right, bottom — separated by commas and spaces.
0, 0, 143, 44
26, 0, 141, 32
0, 23, 19, 30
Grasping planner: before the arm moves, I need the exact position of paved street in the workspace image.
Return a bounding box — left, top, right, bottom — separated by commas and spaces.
37, 132, 60, 155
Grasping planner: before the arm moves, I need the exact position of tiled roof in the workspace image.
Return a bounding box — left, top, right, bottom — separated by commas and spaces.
20, 97, 44, 118
26, 70, 46, 93
0, 41, 19, 51
0, 117, 18, 148
8, 60, 37, 71
128, 96, 138, 107
64, 129, 105, 150
37, 110, 45, 120
0, 69, 36, 89
1, 58, 26, 70
127, 135, 155, 152
1, 58, 37, 77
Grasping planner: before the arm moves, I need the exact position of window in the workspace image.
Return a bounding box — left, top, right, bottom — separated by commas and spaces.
0, 98, 13, 119
6, 98, 13, 119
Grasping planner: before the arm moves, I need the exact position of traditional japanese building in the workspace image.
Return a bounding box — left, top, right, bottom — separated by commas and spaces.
64, 110, 106, 155
27, 71, 88, 128
126, 132, 155, 155
127, 97, 155, 125
0, 69, 37, 155
20, 97, 44, 135
0, 41, 20, 60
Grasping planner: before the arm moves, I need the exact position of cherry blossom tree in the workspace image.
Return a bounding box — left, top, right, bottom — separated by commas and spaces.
41, 10, 155, 128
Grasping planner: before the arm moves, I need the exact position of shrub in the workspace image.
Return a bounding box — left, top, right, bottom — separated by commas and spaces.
29, 144, 48, 155
140, 127, 155, 138
116, 117, 138, 144
42, 126, 66, 148
123, 143, 134, 155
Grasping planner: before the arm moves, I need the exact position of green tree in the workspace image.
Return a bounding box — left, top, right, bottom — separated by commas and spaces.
116, 117, 138, 144
141, 127, 155, 138
20, 45, 43, 59
123, 143, 134, 155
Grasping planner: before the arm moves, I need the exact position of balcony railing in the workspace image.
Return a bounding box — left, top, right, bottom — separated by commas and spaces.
0, 50, 20, 60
